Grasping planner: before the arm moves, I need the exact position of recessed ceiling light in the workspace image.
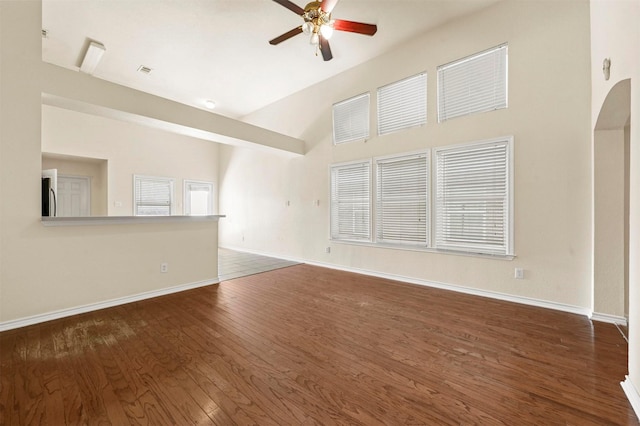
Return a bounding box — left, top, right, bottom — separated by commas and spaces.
204, 100, 216, 109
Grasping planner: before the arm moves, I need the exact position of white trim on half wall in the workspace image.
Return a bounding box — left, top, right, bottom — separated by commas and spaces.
0, 278, 220, 332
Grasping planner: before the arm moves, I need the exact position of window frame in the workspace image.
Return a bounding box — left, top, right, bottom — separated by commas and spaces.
183, 179, 215, 216
374, 150, 430, 247
433, 136, 514, 256
133, 174, 175, 217
329, 160, 372, 242
332, 92, 371, 145
377, 72, 427, 136
437, 43, 508, 123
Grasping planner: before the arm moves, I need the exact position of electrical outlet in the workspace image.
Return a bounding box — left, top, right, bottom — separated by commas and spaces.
160, 262, 169, 273
325, 247, 331, 254
514, 268, 524, 279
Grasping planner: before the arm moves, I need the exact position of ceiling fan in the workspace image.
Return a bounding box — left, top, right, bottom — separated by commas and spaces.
269, 0, 378, 61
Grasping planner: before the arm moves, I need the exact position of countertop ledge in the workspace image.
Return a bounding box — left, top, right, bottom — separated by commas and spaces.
42, 215, 225, 226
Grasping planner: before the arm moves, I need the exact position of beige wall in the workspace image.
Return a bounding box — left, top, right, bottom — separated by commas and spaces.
220, 0, 593, 309
42, 105, 220, 216
0, 1, 219, 326
590, 0, 640, 409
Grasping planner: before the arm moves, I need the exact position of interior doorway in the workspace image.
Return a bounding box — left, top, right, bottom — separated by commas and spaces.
57, 175, 91, 217
593, 79, 631, 330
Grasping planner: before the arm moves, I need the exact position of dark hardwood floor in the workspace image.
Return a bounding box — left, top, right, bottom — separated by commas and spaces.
1, 264, 637, 425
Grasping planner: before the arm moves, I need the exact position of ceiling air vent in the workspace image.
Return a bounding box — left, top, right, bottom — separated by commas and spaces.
137, 65, 152, 75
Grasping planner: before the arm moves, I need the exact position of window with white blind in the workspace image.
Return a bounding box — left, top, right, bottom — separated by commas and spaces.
333, 93, 370, 145
375, 151, 429, 246
434, 137, 513, 256
377, 72, 427, 136
330, 161, 372, 242
437, 44, 508, 123
184, 180, 214, 215
133, 175, 174, 216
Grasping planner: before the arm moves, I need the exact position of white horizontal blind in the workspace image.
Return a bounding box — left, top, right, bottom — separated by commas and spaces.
333, 93, 370, 144
435, 138, 513, 255
134, 175, 174, 216
330, 161, 371, 241
375, 152, 429, 246
438, 44, 508, 122
377, 72, 427, 136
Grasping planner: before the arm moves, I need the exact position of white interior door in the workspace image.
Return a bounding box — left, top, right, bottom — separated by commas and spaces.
58, 175, 91, 217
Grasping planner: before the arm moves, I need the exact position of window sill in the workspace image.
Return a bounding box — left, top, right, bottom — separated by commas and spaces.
41, 215, 225, 227
329, 239, 515, 261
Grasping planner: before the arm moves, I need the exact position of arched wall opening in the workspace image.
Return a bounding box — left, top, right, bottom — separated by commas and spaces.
593, 78, 631, 328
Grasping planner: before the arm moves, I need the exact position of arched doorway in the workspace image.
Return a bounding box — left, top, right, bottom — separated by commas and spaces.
593, 79, 631, 333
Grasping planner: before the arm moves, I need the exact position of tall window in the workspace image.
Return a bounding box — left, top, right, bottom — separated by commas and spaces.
375, 152, 429, 246
434, 137, 513, 256
333, 93, 370, 145
377, 72, 427, 136
184, 180, 214, 215
133, 175, 174, 216
330, 161, 371, 242
437, 44, 508, 122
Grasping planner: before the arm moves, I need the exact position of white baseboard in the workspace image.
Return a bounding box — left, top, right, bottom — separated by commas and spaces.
219, 245, 591, 317
0, 278, 220, 332
590, 312, 628, 326
621, 376, 640, 421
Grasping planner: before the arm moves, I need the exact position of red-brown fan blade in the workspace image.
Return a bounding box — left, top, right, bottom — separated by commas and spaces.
269, 26, 303, 45
320, 0, 339, 13
319, 35, 333, 61
272, 0, 304, 16
333, 19, 377, 36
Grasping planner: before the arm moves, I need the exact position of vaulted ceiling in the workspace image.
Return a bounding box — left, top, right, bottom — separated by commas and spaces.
42, 0, 499, 119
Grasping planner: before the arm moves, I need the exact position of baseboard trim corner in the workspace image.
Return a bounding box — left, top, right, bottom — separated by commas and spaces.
621, 376, 640, 421
0, 277, 220, 332
590, 312, 628, 326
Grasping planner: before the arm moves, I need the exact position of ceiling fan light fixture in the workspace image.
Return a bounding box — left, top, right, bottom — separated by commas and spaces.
320, 22, 334, 39
302, 21, 313, 34
269, 0, 378, 61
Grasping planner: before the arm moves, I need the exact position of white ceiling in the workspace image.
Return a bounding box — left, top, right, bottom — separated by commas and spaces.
42, 0, 499, 119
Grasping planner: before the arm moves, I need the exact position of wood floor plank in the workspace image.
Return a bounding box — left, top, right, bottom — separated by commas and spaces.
0, 330, 18, 425
172, 293, 394, 425
114, 302, 230, 425
96, 313, 187, 425
0, 264, 637, 425
215, 276, 504, 424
